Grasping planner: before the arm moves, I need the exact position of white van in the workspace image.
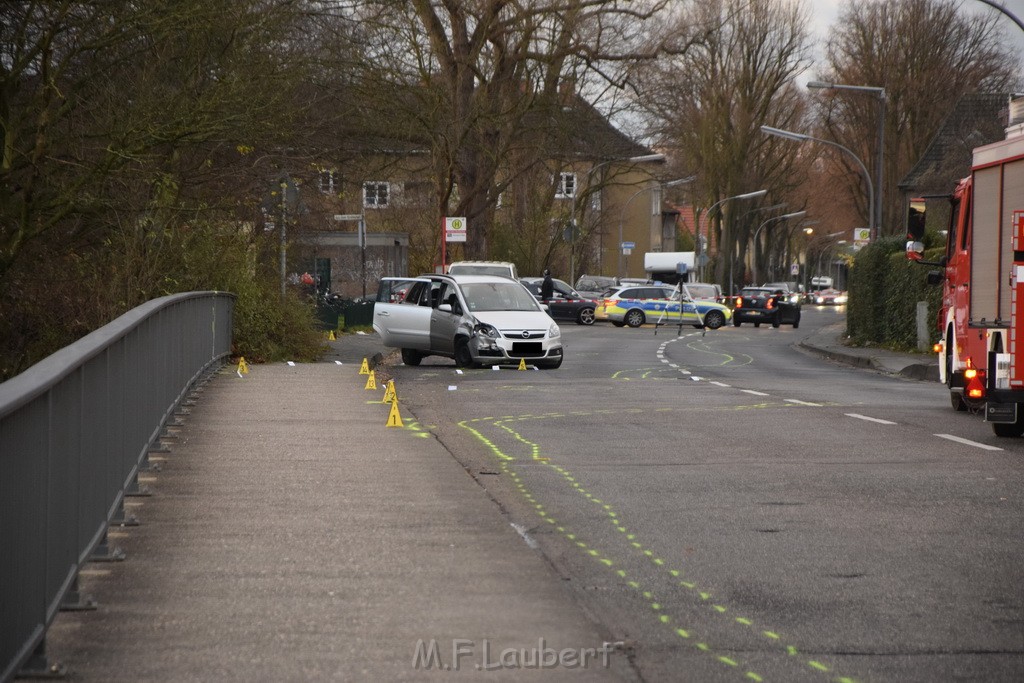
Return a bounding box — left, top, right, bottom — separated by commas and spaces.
447, 261, 518, 279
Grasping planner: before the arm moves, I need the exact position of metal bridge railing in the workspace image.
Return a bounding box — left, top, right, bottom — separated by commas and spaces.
0, 292, 234, 682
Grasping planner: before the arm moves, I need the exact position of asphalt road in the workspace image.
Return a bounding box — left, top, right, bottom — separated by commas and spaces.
380, 306, 1024, 683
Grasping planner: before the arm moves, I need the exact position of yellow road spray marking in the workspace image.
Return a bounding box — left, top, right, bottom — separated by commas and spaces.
492, 457, 765, 682
460, 412, 854, 682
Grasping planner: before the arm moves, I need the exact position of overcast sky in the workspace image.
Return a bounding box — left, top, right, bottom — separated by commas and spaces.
804, 0, 1024, 80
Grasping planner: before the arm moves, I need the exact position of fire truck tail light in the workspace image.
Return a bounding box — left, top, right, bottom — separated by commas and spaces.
932, 342, 943, 353
964, 367, 978, 380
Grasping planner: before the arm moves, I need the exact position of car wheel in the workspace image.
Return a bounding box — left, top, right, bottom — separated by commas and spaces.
577, 307, 596, 326
454, 338, 475, 368
704, 310, 725, 330
733, 319, 741, 327
401, 348, 422, 366
754, 322, 761, 328
624, 309, 645, 328
793, 313, 800, 329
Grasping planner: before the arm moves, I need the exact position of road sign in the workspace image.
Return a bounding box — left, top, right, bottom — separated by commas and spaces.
854, 227, 870, 244
333, 214, 362, 221
621, 241, 635, 250
791, 263, 800, 276
446, 217, 467, 243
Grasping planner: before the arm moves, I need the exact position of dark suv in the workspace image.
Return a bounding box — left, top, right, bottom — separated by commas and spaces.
733, 287, 801, 328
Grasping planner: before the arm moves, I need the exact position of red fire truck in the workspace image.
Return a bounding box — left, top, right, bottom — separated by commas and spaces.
907, 96, 1024, 436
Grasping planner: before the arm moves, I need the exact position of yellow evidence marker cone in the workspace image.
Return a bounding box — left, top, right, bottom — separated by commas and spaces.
386, 400, 404, 428
518, 358, 527, 371
382, 379, 397, 404
237, 357, 249, 377
328, 330, 336, 341
364, 370, 377, 390
359, 358, 370, 375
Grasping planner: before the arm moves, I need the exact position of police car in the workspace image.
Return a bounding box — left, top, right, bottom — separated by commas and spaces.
595, 284, 732, 329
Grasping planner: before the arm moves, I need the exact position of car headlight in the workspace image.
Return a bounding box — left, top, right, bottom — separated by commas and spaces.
790, 294, 800, 303
474, 323, 500, 338
548, 322, 561, 338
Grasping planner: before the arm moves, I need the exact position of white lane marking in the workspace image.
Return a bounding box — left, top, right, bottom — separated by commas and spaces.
511, 523, 540, 549
846, 413, 896, 425
742, 389, 770, 396
680, 369, 691, 375
934, 434, 1003, 451
785, 399, 822, 406
690, 376, 702, 382
711, 381, 731, 388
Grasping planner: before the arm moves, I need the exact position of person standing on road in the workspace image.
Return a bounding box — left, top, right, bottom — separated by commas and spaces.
541, 269, 554, 300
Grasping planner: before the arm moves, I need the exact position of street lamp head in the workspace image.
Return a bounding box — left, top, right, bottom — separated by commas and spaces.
780, 210, 807, 220
736, 189, 768, 201
663, 175, 697, 188
761, 125, 809, 142
803, 227, 814, 235
627, 153, 666, 163
806, 80, 834, 89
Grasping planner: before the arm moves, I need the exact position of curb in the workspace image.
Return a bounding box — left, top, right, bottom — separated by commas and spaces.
798, 339, 938, 381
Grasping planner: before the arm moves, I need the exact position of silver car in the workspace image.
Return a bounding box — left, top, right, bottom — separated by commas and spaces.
373, 274, 563, 369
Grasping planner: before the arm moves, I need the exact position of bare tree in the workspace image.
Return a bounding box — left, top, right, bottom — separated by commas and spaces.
336, 0, 685, 262
636, 0, 812, 287
816, 0, 1019, 236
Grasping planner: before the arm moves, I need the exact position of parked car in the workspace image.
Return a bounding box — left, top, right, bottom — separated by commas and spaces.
447, 261, 519, 279
761, 281, 805, 305
373, 274, 563, 368
733, 287, 801, 328
596, 284, 731, 329
811, 288, 848, 305
520, 278, 596, 325
574, 274, 617, 299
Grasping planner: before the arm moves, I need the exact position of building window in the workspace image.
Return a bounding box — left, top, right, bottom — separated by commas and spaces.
364, 181, 389, 208
319, 169, 339, 194
555, 172, 576, 199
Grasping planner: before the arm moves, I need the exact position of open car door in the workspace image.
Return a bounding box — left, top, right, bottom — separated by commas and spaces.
372, 277, 433, 350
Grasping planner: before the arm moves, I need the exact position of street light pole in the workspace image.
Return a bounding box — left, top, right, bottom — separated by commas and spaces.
761, 125, 875, 239
751, 211, 806, 285
616, 175, 695, 278
699, 189, 768, 282
806, 81, 885, 239
729, 203, 787, 296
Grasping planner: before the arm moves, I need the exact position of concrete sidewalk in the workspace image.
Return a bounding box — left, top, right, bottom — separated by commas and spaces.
38, 334, 628, 682
798, 322, 939, 381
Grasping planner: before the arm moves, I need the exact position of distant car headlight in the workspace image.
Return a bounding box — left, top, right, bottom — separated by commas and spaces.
835, 295, 848, 304
790, 294, 800, 303
548, 322, 561, 338
475, 323, 500, 338
816, 296, 824, 304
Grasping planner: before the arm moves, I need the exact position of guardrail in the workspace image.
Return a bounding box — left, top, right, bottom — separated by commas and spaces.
0, 292, 234, 682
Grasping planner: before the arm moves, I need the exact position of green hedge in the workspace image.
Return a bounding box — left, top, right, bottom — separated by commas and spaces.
847, 238, 944, 350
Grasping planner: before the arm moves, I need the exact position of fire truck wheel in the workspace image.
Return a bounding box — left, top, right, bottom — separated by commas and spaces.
992, 420, 1024, 437
949, 390, 967, 411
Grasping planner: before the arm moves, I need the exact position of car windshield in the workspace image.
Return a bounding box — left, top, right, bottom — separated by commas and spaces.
461, 282, 540, 312
683, 284, 718, 300
741, 288, 773, 296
